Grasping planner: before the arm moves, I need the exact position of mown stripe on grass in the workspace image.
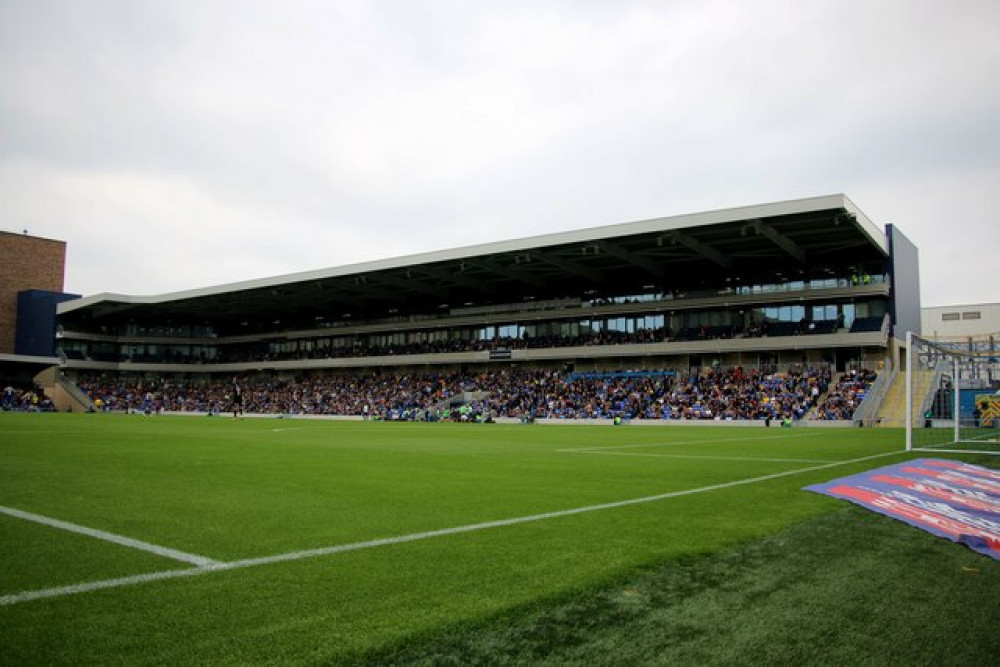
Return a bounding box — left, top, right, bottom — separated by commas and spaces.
0, 450, 904, 608
0, 505, 220, 568
565, 451, 830, 463
558, 431, 814, 453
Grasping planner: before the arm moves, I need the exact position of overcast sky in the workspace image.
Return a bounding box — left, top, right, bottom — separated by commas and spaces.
2, 0, 998, 307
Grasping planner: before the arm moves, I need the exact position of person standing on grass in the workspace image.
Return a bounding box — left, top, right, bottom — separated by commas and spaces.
232, 381, 244, 419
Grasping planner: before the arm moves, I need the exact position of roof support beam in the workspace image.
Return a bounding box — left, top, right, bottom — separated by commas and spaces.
741, 219, 807, 263
374, 272, 449, 299
339, 274, 396, 301
662, 232, 732, 269
469, 259, 546, 288
416, 266, 496, 296
593, 240, 663, 280
533, 250, 603, 282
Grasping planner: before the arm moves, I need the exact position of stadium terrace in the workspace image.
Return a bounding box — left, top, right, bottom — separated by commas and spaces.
44, 194, 918, 422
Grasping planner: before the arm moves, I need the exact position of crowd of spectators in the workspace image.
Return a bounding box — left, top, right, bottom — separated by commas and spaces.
813, 368, 879, 420
652, 366, 830, 421
76, 372, 481, 418
72, 364, 859, 422
1, 384, 55, 412
474, 366, 828, 421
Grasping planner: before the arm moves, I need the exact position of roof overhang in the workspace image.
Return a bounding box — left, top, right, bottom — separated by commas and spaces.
57, 194, 891, 331
0, 354, 60, 383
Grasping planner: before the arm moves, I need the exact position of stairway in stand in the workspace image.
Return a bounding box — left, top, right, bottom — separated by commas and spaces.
876, 370, 933, 428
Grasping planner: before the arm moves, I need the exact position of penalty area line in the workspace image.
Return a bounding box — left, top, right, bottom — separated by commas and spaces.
0, 505, 220, 568
0, 568, 209, 607
0, 449, 904, 607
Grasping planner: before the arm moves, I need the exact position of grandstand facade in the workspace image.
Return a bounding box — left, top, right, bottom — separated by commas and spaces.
56, 195, 914, 373
49, 194, 922, 421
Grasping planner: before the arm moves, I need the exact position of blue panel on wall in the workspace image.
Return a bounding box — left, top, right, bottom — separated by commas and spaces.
15, 290, 79, 357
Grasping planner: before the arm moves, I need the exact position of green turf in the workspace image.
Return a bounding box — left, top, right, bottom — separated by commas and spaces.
914, 426, 1000, 454
363, 507, 1000, 665
0, 413, 995, 664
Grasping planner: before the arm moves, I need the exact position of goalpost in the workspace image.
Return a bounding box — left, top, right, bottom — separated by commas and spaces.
905, 331, 1000, 454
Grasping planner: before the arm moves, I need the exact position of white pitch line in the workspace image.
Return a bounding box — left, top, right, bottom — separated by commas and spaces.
565, 451, 831, 464
0, 505, 220, 568
0, 430, 116, 435
0, 568, 209, 606
0, 449, 904, 607
557, 431, 814, 453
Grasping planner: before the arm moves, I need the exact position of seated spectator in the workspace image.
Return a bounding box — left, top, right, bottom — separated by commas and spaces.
70, 364, 836, 423
813, 368, 878, 420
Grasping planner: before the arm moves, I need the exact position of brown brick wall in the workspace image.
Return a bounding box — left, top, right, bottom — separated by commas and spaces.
0, 232, 66, 354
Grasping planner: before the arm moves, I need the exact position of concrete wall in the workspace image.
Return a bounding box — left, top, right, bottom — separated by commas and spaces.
146, 412, 855, 428
921, 303, 1000, 340
534, 418, 854, 428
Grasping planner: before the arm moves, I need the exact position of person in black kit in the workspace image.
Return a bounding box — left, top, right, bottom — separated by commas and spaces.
232, 382, 244, 419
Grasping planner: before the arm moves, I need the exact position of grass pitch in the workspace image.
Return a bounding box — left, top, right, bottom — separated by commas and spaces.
1, 413, 997, 664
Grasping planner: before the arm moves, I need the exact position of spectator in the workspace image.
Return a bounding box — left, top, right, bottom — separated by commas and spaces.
70, 365, 845, 422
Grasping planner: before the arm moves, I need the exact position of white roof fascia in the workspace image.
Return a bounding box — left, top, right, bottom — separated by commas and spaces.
58, 194, 888, 314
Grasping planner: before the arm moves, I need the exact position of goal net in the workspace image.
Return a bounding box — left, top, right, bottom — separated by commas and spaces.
906, 331, 1000, 454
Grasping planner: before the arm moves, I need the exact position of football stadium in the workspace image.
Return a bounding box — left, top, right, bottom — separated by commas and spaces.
1, 194, 998, 663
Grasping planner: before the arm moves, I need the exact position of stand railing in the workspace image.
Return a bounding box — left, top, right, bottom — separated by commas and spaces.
56, 372, 95, 411
852, 368, 895, 427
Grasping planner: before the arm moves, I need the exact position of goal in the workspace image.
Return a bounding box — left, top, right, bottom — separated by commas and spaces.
905, 331, 1000, 454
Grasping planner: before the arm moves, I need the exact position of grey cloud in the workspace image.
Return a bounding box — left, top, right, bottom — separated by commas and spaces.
1, 0, 999, 305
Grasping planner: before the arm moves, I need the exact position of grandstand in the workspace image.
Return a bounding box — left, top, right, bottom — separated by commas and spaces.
50, 194, 918, 421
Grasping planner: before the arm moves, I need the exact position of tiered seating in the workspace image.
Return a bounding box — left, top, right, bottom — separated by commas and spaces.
814, 369, 878, 420
72, 365, 841, 422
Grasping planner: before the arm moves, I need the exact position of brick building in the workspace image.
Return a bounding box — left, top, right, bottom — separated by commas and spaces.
0, 231, 69, 387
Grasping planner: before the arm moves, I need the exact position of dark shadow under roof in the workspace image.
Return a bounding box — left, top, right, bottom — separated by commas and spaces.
58, 194, 890, 332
